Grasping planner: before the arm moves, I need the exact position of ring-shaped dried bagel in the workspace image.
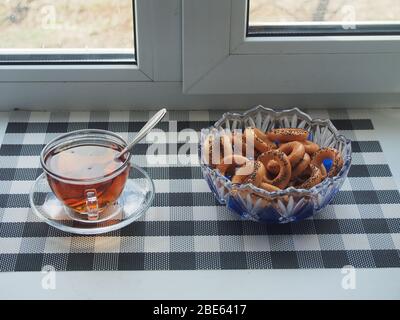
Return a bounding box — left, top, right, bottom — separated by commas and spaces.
230, 131, 256, 158
244, 127, 276, 154
203, 134, 217, 167
257, 149, 292, 189
228, 131, 246, 156
231, 160, 266, 187
267, 128, 308, 143
291, 152, 311, 180
216, 154, 249, 176
320, 163, 327, 179
301, 140, 320, 155
259, 182, 281, 192
203, 133, 233, 167
253, 128, 277, 149
311, 147, 344, 178
266, 160, 280, 176
296, 164, 324, 189
278, 141, 306, 167
299, 158, 327, 181
220, 133, 233, 159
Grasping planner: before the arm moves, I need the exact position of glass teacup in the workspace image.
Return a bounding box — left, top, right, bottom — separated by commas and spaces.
40, 129, 131, 221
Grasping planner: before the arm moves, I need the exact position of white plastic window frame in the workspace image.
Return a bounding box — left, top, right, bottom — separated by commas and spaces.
0, 0, 179, 83
183, 0, 400, 95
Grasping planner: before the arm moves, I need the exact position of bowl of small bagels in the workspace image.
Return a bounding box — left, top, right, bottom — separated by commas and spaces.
199, 106, 352, 223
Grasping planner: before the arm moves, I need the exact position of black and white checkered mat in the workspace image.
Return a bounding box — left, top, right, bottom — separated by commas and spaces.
0, 109, 400, 271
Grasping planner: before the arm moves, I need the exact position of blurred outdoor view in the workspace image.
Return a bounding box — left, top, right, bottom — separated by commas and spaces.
1, 0, 399, 50
0, 0, 134, 50
249, 0, 400, 25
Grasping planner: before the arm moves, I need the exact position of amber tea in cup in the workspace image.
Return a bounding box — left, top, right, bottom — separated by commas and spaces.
41, 130, 131, 221
45, 145, 129, 212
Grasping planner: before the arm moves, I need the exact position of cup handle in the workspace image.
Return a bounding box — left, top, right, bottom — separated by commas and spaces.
85, 189, 99, 221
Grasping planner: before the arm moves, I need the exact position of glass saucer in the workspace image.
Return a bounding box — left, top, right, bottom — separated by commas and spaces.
29, 164, 155, 235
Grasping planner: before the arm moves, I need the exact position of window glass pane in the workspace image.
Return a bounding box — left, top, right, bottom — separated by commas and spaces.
248, 0, 400, 36
0, 0, 135, 63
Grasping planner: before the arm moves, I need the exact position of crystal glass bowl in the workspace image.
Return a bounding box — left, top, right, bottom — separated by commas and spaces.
199, 106, 352, 224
